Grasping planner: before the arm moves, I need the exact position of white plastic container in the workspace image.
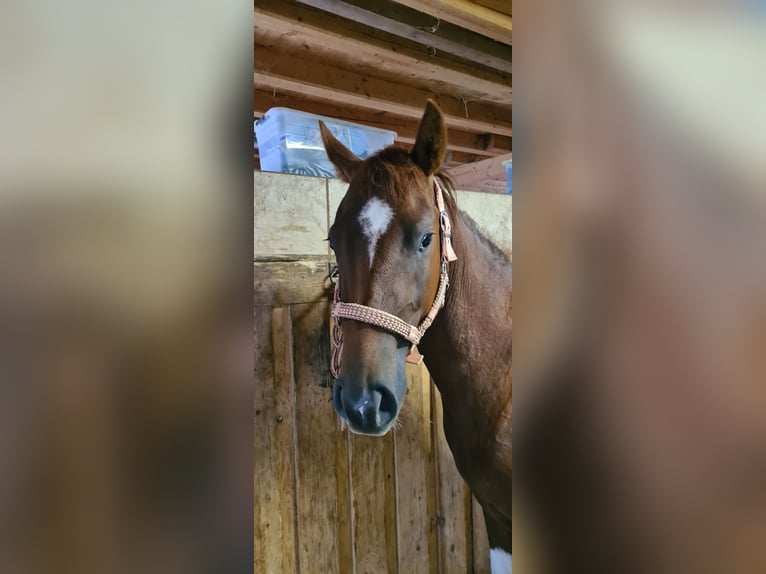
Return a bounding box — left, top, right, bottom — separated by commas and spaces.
255, 108, 396, 177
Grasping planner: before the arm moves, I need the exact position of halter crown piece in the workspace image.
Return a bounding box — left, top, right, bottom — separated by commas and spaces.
330, 178, 458, 378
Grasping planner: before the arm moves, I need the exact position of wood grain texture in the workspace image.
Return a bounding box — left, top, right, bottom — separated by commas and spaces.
389, 0, 512, 45
448, 153, 512, 185
254, 47, 512, 137
254, 0, 511, 105
254, 91, 507, 157
395, 362, 439, 573
472, 496, 491, 573
254, 259, 333, 307
296, 0, 513, 74
350, 432, 399, 574
254, 306, 299, 574
474, 0, 512, 18
292, 302, 350, 573
254, 172, 329, 258
335, 426, 355, 573
431, 384, 472, 574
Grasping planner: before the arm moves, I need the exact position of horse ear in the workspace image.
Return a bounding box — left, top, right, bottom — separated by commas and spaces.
411, 99, 447, 176
319, 121, 362, 183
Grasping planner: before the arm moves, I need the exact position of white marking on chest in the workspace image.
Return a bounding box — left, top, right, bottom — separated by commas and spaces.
490, 548, 512, 574
358, 197, 394, 269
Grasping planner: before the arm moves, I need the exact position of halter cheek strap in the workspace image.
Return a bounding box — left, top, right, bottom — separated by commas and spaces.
435, 179, 458, 264
330, 179, 457, 378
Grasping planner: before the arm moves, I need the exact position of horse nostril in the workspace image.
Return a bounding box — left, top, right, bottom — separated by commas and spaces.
336, 382, 399, 434
351, 389, 381, 428
373, 384, 398, 427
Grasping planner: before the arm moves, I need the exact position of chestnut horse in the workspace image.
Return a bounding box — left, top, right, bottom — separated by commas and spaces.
321, 101, 513, 571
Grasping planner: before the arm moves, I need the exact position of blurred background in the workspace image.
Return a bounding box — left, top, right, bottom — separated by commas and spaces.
513, 1, 766, 572
0, 1, 253, 573
3, 0, 766, 572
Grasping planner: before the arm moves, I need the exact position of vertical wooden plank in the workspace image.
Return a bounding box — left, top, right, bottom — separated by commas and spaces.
472, 496, 490, 574
350, 431, 398, 574
326, 284, 356, 573
292, 302, 353, 574
324, 167, 355, 573
336, 427, 355, 573
254, 305, 273, 574
254, 306, 299, 574
395, 361, 439, 573
431, 383, 472, 574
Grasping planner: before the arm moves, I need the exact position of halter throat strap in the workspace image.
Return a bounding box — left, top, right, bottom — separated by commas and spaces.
330, 178, 457, 378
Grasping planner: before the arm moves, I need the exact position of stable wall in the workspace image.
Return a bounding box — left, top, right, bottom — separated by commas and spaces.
254, 170, 511, 574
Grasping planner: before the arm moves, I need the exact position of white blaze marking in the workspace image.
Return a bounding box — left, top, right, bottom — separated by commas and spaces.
490, 548, 512, 574
358, 197, 393, 269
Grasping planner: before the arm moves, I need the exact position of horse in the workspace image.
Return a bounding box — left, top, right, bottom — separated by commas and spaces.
320, 100, 513, 572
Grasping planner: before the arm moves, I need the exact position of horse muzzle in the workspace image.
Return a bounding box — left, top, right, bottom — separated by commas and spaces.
333, 380, 399, 435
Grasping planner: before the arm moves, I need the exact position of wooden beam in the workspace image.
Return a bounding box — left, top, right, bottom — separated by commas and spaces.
393, 141, 483, 165
295, 0, 512, 74
254, 0, 511, 106
254, 90, 510, 157
447, 153, 512, 186
254, 46, 512, 137
458, 179, 509, 194
474, 0, 512, 18
445, 150, 485, 166
390, 0, 512, 45
485, 133, 512, 153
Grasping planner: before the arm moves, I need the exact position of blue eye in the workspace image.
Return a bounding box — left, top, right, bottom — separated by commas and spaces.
419, 233, 434, 250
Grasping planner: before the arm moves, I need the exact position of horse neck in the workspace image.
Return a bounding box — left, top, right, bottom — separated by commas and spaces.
420, 212, 513, 418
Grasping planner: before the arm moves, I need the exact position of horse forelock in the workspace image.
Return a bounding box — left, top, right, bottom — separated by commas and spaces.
343, 148, 457, 217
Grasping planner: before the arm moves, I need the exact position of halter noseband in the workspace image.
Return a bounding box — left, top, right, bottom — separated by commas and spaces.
330, 178, 458, 378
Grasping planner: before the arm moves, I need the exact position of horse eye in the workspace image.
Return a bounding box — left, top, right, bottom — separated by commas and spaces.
419, 233, 434, 250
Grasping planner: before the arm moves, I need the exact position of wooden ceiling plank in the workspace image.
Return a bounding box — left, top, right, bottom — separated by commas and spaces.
344, 0, 511, 62
389, 0, 512, 45
485, 133, 512, 153
295, 0, 512, 74
474, 0, 512, 18
392, 142, 483, 166
463, 179, 509, 194
446, 150, 484, 165
255, 90, 509, 157
254, 46, 512, 137
253, 72, 512, 137
254, 0, 511, 105
448, 152, 512, 186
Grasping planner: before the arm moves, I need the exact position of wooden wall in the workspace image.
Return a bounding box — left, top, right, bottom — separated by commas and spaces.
254, 171, 511, 574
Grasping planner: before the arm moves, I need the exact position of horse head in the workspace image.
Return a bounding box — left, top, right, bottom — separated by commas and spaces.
322, 100, 452, 435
